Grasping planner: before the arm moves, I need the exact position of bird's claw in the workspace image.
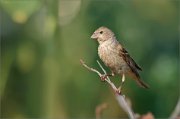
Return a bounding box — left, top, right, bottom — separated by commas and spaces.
100, 74, 107, 81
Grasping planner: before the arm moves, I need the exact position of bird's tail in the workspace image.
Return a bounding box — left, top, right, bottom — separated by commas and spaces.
136, 78, 149, 89
128, 72, 149, 89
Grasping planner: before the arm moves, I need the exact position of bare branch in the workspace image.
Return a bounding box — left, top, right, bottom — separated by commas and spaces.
80, 59, 135, 119
97, 60, 117, 91
170, 97, 180, 119
80, 59, 102, 77
116, 94, 135, 119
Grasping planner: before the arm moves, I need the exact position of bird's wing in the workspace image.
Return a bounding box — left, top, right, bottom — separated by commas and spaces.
122, 47, 142, 71
117, 44, 142, 71
116, 43, 149, 88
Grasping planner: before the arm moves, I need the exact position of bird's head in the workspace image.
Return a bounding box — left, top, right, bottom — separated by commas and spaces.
91, 26, 115, 44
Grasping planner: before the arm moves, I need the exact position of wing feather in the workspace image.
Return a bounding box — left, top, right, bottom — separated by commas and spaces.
121, 48, 142, 71
116, 43, 142, 78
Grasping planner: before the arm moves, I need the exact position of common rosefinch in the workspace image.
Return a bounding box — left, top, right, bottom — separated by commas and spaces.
91, 26, 149, 92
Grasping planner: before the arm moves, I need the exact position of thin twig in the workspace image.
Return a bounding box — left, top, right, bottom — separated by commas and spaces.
80, 59, 135, 119
96, 60, 119, 92
80, 59, 102, 77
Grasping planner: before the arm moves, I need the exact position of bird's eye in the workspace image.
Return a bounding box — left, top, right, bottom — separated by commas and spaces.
100, 31, 103, 34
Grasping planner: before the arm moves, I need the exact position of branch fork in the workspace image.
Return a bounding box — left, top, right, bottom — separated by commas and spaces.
80, 59, 135, 119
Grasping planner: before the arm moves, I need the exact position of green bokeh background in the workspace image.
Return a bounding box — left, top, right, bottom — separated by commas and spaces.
0, 0, 179, 118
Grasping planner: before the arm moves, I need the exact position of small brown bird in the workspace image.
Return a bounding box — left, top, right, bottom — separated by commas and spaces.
91, 26, 149, 92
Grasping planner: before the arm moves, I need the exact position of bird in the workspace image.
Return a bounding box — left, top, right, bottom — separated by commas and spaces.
91, 26, 149, 92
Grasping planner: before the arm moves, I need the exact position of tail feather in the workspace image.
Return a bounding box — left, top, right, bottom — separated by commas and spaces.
128, 71, 149, 89
136, 79, 149, 89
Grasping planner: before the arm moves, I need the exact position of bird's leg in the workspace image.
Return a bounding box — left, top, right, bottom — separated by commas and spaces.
100, 72, 115, 81
117, 73, 125, 94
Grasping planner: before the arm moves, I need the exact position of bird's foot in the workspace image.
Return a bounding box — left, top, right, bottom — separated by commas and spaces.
100, 74, 107, 81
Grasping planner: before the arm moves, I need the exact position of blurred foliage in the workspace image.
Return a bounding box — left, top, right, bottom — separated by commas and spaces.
0, 0, 179, 118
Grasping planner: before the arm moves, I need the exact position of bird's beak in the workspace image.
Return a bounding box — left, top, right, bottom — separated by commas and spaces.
91, 33, 98, 39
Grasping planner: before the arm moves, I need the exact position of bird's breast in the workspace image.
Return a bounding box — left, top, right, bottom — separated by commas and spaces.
98, 44, 129, 74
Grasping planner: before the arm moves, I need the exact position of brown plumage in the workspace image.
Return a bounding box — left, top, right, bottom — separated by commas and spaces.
91, 26, 149, 89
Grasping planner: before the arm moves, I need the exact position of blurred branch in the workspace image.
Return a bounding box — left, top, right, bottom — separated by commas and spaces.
80, 59, 135, 119
136, 112, 154, 119
95, 103, 108, 119
170, 97, 180, 119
